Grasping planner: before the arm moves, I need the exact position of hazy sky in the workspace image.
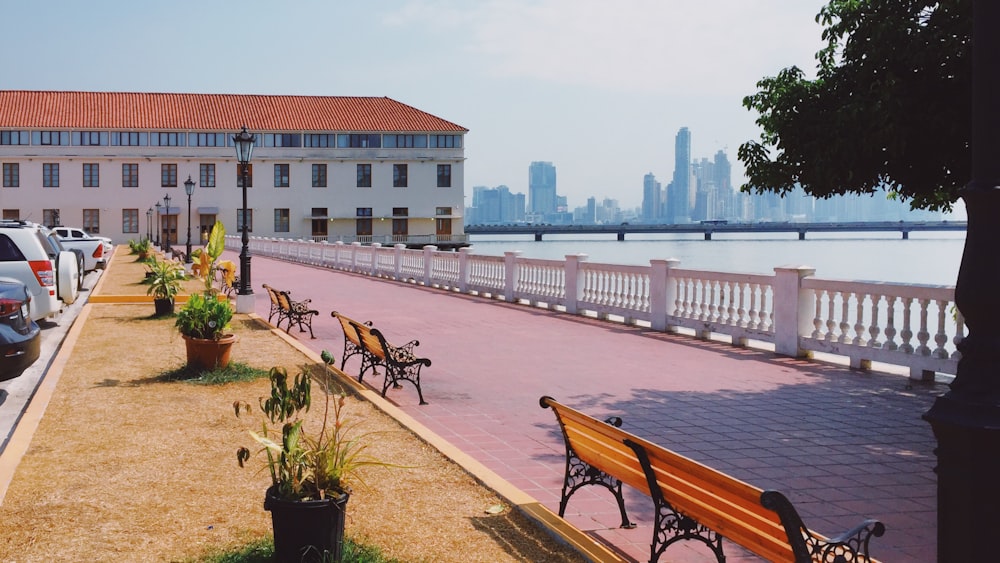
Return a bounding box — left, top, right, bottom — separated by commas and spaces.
1, 0, 829, 209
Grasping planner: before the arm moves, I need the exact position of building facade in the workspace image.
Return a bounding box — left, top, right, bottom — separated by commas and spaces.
0, 91, 468, 247
528, 161, 557, 218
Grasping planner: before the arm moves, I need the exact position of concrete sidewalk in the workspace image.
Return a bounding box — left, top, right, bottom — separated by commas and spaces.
239, 252, 941, 562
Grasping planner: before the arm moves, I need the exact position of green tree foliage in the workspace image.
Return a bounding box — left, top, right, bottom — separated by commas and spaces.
739, 0, 971, 211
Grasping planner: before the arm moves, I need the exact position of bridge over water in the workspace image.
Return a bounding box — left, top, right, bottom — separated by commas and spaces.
465, 220, 967, 241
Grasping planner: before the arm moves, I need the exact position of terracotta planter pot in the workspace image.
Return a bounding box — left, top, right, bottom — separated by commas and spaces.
182, 333, 235, 370
264, 485, 349, 563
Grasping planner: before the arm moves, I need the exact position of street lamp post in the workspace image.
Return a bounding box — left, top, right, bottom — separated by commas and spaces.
184, 175, 195, 264
146, 208, 153, 242
233, 126, 255, 313
154, 202, 162, 247
163, 193, 172, 255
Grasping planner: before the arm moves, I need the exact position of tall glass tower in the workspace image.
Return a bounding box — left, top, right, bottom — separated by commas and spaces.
668, 127, 692, 224
528, 161, 557, 217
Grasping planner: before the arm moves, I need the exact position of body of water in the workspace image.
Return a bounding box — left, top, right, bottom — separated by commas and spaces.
466, 231, 966, 286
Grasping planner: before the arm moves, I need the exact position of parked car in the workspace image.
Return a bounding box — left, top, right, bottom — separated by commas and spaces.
51, 227, 109, 272
0, 221, 79, 321
0, 277, 41, 381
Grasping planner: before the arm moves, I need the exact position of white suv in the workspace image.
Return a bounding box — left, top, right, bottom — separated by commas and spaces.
0, 221, 80, 321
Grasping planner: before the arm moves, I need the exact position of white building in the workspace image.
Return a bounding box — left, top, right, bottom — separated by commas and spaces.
0, 91, 468, 248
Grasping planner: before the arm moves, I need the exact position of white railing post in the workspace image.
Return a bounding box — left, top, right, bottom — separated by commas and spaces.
423, 245, 438, 285
459, 247, 472, 293
394, 244, 406, 280
650, 259, 678, 331
774, 265, 817, 357
350, 242, 361, 272
370, 243, 381, 276
504, 251, 522, 302
564, 254, 587, 314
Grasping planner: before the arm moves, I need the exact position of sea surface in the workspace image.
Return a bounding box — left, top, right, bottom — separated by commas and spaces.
466, 231, 966, 286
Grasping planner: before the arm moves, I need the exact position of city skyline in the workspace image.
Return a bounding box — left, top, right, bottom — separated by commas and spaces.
0, 1, 831, 209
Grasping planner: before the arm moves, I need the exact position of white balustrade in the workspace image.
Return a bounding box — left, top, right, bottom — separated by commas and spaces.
227, 235, 964, 381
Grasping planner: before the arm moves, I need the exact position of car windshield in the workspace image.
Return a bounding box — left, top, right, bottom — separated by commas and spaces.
34, 231, 58, 258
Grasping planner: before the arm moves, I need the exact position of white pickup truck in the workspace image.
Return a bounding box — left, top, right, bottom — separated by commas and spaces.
52, 227, 112, 272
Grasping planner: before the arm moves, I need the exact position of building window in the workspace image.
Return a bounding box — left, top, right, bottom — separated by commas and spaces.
190, 132, 226, 147
304, 134, 336, 148
393, 164, 408, 188
437, 164, 452, 187
237, 209, 253, 232
436, 207, 452, 215
2, 163, 18, 187
383, 134, 427, 148
356, 207, 372, 236
111, 132, 147, 146
200, 163, 216, 187
83, 163, 100, 187
43, 163, 59, 187
274, 209, 290, 232
152, 132, 184, 146
73, 131, 107, 146
123, 209, 139, 233
356, 164, 372, 188
122, 164, 139, 187
0, 131, 29, 146
34, 131, 69, 146
83, 209, 100, 233
161, 164, 177, 187
262, 133, 302, 147
2, 209, 18, 220
338, 134, 381, 148
392, 207, 408, 238
274, 164, 290, 188
430, 135, 462, 148
236, 164, 253, 188
43, 209, 60, 227
312, 164, 327, 187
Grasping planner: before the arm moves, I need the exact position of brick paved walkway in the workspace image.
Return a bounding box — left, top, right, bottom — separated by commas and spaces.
240, 252, 941, 562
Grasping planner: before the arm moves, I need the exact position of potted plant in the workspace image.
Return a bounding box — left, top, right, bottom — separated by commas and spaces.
145, 256, 184, 316
235, 351, 389, 563
132, 237, 152, 261
175, 292, 235, 369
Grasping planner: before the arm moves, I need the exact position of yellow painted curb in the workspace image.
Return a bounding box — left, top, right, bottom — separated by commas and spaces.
264, 321, 626, 563
0, 305, 92, 505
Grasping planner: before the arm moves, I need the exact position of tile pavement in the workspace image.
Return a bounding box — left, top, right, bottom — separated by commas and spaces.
240, 252, 942, 562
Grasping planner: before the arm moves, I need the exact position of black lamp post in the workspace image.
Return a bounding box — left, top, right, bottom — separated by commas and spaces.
146, 207, 153, 242
154, 202, 162, 246
163, 193, 172, 254
184, 175, 195, 264
233, 126, 255, 298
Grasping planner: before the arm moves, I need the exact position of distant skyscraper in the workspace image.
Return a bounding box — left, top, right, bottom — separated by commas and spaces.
528, 161, 557, 217
668, 127, 692, 223
642, 172, 662, 222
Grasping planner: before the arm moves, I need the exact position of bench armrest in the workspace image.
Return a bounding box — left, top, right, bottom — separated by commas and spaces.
762, 490, 885, 562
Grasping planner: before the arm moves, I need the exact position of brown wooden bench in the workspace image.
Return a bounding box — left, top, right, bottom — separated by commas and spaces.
344, 315, 431, 405
331, 311, 374, 375
260, 284, 317, 338
261, 284, 283, 325
539, 396, 885, 563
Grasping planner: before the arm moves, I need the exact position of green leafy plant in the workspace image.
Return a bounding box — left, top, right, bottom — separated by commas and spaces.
235, 351, 392, 501
145, 256, 185, 300
130, 237, 152, 259
200, 221, 227, 292
175, 292, 233, 340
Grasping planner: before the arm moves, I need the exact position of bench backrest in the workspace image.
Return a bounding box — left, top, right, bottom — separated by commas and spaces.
350, 319, 387, 361
540, 396, 798, 562
332, 312, 363, 347
262, 284, 280, 307
275, 290, 293, 311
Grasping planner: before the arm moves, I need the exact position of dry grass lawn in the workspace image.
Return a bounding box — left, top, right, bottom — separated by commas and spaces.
0, 249, 586, 563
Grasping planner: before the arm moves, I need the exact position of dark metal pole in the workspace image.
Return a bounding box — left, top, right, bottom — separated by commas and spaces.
923, 1, 1000, 560
155, 205, 160, 247
185, 191, 193, 264
239, 163, 252, 296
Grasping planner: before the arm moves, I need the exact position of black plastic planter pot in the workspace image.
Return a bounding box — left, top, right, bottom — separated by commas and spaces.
153, 298, 174, 317
264, 485, 350, 563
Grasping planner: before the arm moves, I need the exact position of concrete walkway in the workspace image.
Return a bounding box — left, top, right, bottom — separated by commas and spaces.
239, 252, 941, 562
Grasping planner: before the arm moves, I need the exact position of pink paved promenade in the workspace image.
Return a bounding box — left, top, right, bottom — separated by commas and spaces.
237, 251, 941, 562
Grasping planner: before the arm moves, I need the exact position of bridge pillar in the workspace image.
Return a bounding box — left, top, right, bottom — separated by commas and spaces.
704, 231, 712, 241
798, 230, 806, 240
534, 232, 543, 242
902, 230, 910, 240
617, 231, 625, 241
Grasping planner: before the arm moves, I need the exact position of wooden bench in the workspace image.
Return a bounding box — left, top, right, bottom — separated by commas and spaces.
331, 311, 374, 375
539, 396, 885, 563
335, 313, 431, 405
273, 289, 318, 339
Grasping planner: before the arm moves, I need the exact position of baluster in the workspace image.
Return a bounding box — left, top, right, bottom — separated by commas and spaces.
916, 298, 931, 356
900, 297, 914, 353
883, 296, 898, 350
758, 286, 772, 331
698, 279, 710, 321
812, 289, 825, 339
826, 291, 838, 342
681, 278, 693, 319
748, 283, 761, 330
952, 307, 965, 359
737, 282, 749, 327
933, 299, 950, 359
867, 294, 882, 348
851, 292, 865, 345
707, 280, 718, 323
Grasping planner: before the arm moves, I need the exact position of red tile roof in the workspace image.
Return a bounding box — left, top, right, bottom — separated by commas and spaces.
0, 91, 467, 133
